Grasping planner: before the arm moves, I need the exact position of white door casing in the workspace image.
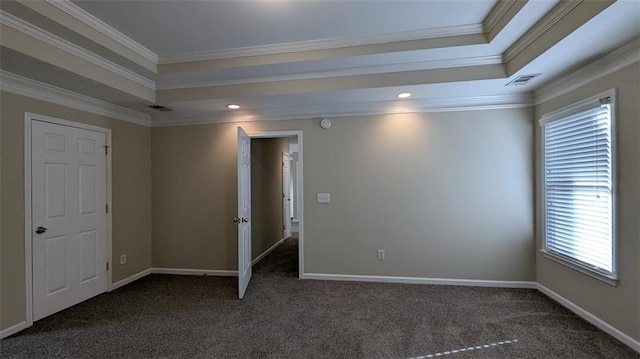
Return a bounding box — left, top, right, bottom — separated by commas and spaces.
282, 152, 292, 239
31, 119, 108, 321
237, 127, 252, 299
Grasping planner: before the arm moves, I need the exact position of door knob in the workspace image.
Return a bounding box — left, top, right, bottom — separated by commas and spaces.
233, 218, 240, 223
35, 226, 47, 234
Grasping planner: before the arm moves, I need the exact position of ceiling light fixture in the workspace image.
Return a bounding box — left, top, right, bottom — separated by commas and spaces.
397, 92, 412, 99
227, 104, 240, 109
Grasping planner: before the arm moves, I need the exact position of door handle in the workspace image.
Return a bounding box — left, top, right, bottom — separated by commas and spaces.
233, 218, 240, 223
35, 226, 47, 234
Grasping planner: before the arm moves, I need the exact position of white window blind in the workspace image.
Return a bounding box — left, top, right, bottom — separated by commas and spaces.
540, 91, 616, 280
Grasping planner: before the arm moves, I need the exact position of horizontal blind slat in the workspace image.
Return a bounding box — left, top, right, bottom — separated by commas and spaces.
542, 101, 613, 275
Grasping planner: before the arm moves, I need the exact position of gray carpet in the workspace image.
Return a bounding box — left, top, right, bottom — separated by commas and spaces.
2, 235, 637, 358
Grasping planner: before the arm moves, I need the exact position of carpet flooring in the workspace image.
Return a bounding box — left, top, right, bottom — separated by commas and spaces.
2, 235, 637, 358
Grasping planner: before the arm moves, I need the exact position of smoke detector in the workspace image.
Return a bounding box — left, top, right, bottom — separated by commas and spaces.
506, 74, 541, 87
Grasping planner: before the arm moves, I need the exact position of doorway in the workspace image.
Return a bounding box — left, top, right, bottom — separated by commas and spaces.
239, 131, 304, 296
24, 113, 112, 325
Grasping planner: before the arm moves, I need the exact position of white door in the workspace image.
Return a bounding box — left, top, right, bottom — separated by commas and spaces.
237, 127, 252, 299
282, 152, 292, 239
32, 120, 107, 321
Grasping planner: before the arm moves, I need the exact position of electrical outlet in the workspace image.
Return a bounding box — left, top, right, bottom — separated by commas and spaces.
377, 250, 385, 261
120, 254, 127, 265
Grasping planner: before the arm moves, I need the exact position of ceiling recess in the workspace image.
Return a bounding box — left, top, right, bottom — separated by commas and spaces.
505, 74, 541, 87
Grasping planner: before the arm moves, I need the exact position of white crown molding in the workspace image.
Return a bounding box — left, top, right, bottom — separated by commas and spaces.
45, 0, 158, 64
0, 10, 155, 90
0, 71, 152, 127
504, 0, 582, 63
534, 38, 640, 104
156, 55, 503, 90
483, 0, 519, 34
151, 94, 534, 127
158, 24, 484, 64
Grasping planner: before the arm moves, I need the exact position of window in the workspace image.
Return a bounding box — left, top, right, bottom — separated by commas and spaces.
540, 89, 616, 284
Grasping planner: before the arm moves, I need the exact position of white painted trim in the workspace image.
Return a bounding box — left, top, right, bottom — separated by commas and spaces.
106, 130, 113, 291
156, 55, 503, 90
247, 130, 304, 278
110, 268, 152, 290
0, 321, 29, 340
151, 268, 238, 277
301, 273, 537, 289
151, 94, 534, 127
44, 0, 158, 64
23, 113, 112, 331
252, 238, 286, 266
23, 117, 34, 330
296, 132, 304, 278
536, 284, 640, 353
0, 71, 152, 127
483, 0, 518, 34
0, 10, 155, 90
534, 38, 640, 104
504, 0, 582, 63
158, 24, 484, 64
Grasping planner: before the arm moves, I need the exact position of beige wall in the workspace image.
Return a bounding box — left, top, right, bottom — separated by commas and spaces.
152, 108, 535, 280
251, 138, 289, 260
0, 92, 152, 331
535, 64, 640, 341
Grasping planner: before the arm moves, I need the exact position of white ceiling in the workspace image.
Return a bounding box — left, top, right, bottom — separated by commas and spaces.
3, 0, 640, 124
71, 0, 497, 55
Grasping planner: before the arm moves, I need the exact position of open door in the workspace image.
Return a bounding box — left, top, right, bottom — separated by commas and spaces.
236, 127, 252, 299
282, 152, 292, 239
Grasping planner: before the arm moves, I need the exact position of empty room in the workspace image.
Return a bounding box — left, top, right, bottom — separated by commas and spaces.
1, 0, 639, 358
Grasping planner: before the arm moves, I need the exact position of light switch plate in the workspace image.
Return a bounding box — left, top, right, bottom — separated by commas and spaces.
317, 193, 331, 203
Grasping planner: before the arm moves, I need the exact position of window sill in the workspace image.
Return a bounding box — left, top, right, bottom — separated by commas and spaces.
540, 250, 618, 287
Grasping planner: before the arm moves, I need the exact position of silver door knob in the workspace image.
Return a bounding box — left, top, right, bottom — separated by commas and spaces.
35, 226, 47, 234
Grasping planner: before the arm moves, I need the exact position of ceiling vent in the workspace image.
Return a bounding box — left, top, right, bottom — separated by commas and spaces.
148, 104, 173, 112
506, 73, 541, 87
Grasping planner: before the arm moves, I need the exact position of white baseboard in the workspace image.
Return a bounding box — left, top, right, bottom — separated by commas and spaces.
111, 268, 152, 291
536, 283, 640, 353
151, 267, 238, 277
301, 273, 537, 289
252, 238, 285, 266
0, 321, 29, 339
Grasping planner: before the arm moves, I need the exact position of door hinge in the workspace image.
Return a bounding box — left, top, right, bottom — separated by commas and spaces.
106, 262, 109, 271
104, 145, 110, 155
106, 204, 109, 213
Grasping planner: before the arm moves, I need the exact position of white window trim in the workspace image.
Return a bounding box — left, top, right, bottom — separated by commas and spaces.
539, 88, 618, 286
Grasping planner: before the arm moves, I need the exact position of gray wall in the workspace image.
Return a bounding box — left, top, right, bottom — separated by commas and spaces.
535, 63, 640, 341
251, 137, 289, 261
0, 92, 152, 331
151, 108, 535, 281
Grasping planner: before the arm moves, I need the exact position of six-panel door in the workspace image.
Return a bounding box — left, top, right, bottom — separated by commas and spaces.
32, 120, 108, 321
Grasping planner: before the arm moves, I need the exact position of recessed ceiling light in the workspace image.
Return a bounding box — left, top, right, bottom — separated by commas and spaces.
397, 92, 412, 99
227, 104, 240, 109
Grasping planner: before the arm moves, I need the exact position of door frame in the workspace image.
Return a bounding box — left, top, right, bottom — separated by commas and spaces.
23, 112, 113, 327
248, 130, 304, 279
